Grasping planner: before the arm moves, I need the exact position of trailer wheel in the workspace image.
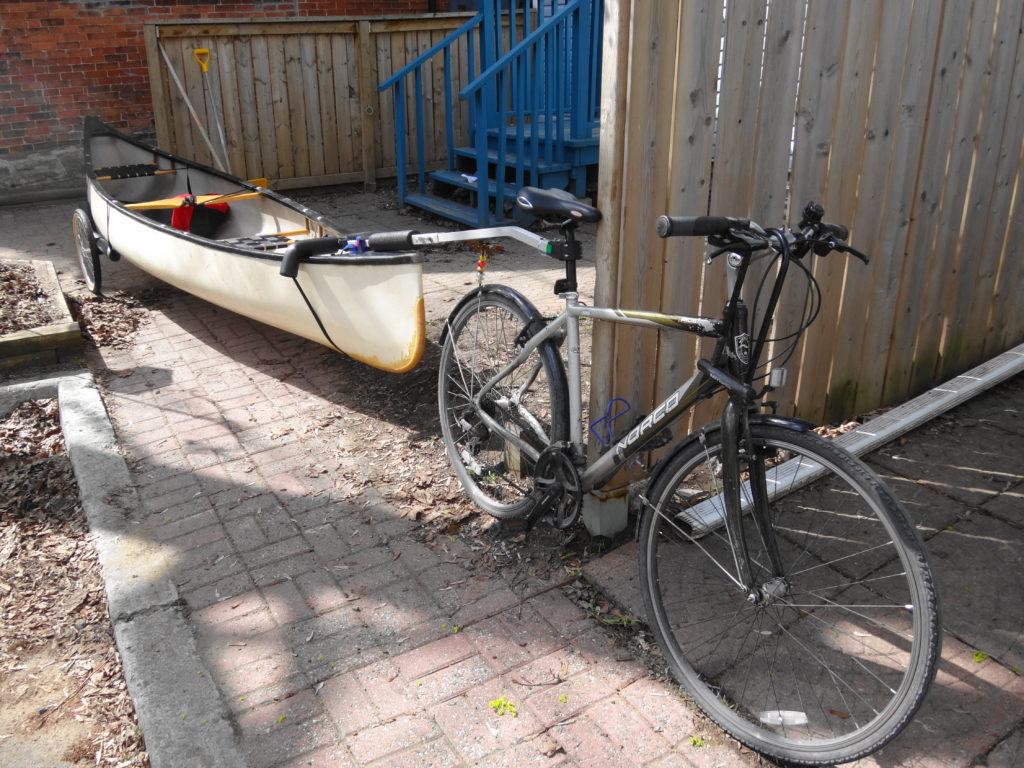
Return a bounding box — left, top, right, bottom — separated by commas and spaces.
72, 208, 102, 295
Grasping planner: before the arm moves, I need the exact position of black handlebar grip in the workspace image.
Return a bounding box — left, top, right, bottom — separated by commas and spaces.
656, 215, 749, 238
279, 237, 345, 278
365, 230, 417, 252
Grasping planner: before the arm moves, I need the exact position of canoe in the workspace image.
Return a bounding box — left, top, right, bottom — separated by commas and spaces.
74, 117, 425, 373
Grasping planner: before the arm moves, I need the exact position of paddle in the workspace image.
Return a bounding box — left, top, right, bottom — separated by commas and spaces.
125, 189, 265, 210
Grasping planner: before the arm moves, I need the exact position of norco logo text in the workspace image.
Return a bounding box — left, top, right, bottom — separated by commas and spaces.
614, 391, 682, 458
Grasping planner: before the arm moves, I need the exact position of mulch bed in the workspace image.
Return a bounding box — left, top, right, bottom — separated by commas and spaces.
0, 398, 149, 766
0, 262, 64, 335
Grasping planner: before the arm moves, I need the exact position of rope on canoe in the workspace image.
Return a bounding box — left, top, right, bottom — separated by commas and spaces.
289, 276, 344, 355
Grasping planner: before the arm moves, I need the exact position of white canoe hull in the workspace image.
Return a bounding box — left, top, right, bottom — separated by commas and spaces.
83, 119, 425, 372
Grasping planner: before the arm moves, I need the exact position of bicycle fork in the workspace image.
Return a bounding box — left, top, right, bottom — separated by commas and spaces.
719, 396, 787, 603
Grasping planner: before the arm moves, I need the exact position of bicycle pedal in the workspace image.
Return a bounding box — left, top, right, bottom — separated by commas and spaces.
493, 516, 533, 537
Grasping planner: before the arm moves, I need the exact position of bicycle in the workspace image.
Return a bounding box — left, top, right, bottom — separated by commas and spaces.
372, 186, 939, 765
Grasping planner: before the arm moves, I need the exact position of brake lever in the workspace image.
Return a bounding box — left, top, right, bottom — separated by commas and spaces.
834, 242, 870, 265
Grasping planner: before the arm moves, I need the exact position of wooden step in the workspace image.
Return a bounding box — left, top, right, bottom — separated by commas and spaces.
484, 118, 600, 149
451, 146, 573, 175
429, 170, 520, 201
404, 193, 514, 227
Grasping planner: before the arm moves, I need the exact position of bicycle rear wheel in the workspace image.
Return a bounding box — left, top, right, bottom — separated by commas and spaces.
438, 289, 568, 519
638, 424, 940, 765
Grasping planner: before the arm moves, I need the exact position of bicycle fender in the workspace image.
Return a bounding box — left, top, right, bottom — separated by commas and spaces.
643, 414, 816, 515
439, 284, 544, 345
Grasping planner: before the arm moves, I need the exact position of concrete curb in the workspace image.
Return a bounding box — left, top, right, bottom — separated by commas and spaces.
1, 370, 248, 768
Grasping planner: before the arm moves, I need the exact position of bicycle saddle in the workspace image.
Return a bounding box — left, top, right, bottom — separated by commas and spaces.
515, 187, 602, 223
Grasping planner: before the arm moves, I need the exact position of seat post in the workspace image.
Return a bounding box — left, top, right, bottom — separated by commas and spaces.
555, 221, 580, 295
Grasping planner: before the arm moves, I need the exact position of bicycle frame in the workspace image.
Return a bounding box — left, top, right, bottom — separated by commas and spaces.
468, 285, 727, 494
434, 221, 794, 528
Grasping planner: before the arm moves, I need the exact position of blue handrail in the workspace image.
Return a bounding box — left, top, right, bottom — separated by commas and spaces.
459, 1, 580, 100
379, 14, 484, 207
379, 14, 481, 91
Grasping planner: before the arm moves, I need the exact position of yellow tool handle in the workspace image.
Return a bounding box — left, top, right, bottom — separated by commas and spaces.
193, 48, 211, 73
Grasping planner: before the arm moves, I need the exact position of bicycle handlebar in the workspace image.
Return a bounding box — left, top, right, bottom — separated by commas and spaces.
657, 201, 869, 264
656, 215, 750, 238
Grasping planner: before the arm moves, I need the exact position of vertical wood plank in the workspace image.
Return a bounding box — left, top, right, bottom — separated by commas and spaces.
874, 0, 946, 405
233, 36, 263, 180
332, 33, 357, 174
144, 25, 173, 149
881, 0, 973, 404
268, 35, 294, 179
826, 0, 910, 417
316, 34, 340, 176
910, 0, 998, 396
733, 0, 804, 426
605, 0, 680, 436
979, 7, 1024, 359
589, 0, 632, 459
749, 1, 804, 224
792, 0, 880, 423
250, 34, 279, 182
166, 39, 198, 162
849, 0, 941, 414
187, 37, 219, 168
772, 0, 848, 418
935, 0, 1020, 378
659, 0, 725, 436
683, 0, 760, 431
300, 34, 325, 178
214, 38, 243, 175
711, 1, 768, 220
285, 35, 310, 179
358, 20, 379, 187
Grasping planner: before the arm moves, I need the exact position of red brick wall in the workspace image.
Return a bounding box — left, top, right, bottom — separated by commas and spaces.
0, 0, 434, 157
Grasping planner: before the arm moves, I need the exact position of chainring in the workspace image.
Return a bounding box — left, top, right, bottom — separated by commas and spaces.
532, 445, 583, 529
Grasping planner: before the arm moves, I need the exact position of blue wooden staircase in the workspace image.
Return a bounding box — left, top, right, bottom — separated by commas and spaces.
379, 0, 602, 227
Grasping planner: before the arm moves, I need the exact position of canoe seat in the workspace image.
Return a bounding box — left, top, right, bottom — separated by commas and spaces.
221, 234, 294, 251
93, 163, 173, 180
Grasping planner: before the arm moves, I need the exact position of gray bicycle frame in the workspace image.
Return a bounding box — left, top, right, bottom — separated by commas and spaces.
420, 226, 746, 493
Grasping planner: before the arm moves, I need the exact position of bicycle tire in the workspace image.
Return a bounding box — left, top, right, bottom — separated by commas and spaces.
72, 208, 102, 295
638, 424, 940, 765
438, 287, 569, 519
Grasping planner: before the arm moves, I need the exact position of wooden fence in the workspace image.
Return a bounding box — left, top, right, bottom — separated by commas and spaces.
143, 15, 475, 190
593, 0, 1024, 431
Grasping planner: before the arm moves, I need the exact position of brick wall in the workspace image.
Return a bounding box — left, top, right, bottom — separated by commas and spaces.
0, 0, 436, 198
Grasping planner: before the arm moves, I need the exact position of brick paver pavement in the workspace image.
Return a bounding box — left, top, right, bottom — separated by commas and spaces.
90, 289, 760, 768
7, 193, 1021, 767
66, 195, 762, 768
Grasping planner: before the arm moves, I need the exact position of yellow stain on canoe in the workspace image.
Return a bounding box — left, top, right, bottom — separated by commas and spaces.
345, 295, 426, 374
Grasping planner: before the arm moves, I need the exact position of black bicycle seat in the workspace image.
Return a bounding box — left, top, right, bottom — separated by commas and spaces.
515, 187, 602, 223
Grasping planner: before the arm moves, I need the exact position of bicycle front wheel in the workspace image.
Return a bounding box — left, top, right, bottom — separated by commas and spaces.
438, 289, 568, 519
638, 424, 940, 765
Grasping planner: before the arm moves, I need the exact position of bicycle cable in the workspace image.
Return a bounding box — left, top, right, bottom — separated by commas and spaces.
744, 233, 823, 383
